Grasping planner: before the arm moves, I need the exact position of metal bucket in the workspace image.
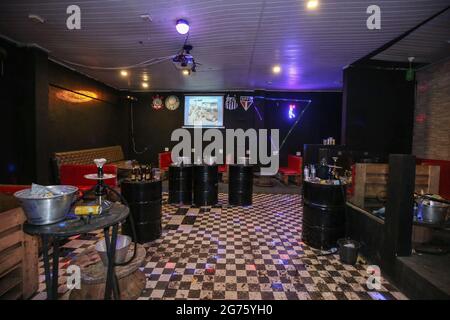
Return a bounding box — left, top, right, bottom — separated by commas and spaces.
418, 200, 449, 224
95, 235, 132, 266
337, 238, 361, 265
14, 185, 78, 225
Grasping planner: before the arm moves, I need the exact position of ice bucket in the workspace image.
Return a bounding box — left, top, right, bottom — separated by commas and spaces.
14, 185, 79, 225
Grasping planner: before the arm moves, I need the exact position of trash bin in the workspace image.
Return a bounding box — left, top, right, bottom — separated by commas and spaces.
337, 238, 361, 265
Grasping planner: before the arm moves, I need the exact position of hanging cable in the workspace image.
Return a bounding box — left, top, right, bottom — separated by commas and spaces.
54, 55, 174, 71
129, 98, 148, 155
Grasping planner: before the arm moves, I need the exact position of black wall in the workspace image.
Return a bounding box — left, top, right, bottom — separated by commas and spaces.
264, 91, 342, 166
0, 37, 128, 184
342, 65, 415, 155
0, 38, 42, 184
45, 61, 129, 183
129, 91, 342, 167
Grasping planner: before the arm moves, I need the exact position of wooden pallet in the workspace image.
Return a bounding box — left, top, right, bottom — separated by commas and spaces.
0, 207, 39, 300
350, 163, 440, 207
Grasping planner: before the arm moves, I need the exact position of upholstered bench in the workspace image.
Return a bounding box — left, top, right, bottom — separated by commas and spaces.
53, 146, 128, 182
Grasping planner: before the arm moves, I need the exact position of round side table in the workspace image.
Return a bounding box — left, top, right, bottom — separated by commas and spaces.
23, 203, 129, 300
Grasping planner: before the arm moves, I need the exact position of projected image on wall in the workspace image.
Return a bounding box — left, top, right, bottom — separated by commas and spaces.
184, 95, 224, 128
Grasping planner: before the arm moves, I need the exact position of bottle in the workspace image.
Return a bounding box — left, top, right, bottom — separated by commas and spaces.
310, 165, 316, 179
145, 165, 151, 180
304, 166, 310, 181
137, 166, 143, 181
131, 166, 137, 181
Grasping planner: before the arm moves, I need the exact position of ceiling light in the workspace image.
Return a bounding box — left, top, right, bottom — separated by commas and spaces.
142, 74, 149, 81
142, 82, 149, 88
176, 19, 190, 35
272, 65, 282, 74
182, 70, 190, 76
306, 0, 319, 10
120, 70, 128, 77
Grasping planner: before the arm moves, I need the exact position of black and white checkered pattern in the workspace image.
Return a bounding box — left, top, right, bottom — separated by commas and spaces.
32, 193, 407, 300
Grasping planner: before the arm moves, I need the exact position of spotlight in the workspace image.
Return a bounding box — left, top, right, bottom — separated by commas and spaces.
182, 70, 190, 76
306, 0, 319, 10
272, 65, 282, 74
176, 19, 190, 35
120, 70, 128, 77
142, 82, 149, 88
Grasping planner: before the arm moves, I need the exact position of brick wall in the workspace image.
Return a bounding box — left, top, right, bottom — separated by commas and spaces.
412, 58, 450, 161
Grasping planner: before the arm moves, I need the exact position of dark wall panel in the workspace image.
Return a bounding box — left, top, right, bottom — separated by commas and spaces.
342, 65, 415, 155
0, 38, 39, 184
44, 61, 128, 183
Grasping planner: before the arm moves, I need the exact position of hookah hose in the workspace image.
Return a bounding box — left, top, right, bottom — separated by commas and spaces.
104, 184, 138, 267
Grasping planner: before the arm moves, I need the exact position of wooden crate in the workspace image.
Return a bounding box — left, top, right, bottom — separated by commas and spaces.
350, 163, 440, 207
0, 207, 39, 300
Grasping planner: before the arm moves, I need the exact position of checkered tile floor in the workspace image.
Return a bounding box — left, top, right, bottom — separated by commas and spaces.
32, 193, 407, 300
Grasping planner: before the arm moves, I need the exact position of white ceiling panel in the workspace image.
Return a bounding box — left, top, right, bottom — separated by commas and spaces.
1, 0, 449, 91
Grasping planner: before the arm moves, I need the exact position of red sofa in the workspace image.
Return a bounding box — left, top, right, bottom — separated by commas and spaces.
0, 185, 30, 195
59, 164, 118, 192
417, 158, 450, 200
279, 155, 302, 185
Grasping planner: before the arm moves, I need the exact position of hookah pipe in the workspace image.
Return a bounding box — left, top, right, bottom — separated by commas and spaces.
78, 159, 139, 299
86, 159, 139, 267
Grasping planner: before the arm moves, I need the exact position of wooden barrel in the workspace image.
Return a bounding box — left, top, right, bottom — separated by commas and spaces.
228, 164, 253, 206
69, 245, 146, 300
168, 165, 193, 204
302, 181, 346, 249
193, 165, 218, 206
121, 179, 162, 243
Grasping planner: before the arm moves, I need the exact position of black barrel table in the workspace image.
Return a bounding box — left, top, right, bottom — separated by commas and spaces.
302, 180, 346, 250
228, 164, 254, 206
121, 179, 162, 243
168, 164, 193, 205
193, 164, 218, 206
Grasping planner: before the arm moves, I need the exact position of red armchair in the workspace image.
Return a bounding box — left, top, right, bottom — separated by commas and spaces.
278, 155, 302, 185
59, 164, 117, 192
158, 151, 172, 180
219, 164, 228, 182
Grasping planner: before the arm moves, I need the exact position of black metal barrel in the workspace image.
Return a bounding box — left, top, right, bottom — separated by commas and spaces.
121, 179, 162, 243
228, 164, 253, 206
302, 181, 346, 249
193, 164, 218, 206
168, 165, 193, 204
